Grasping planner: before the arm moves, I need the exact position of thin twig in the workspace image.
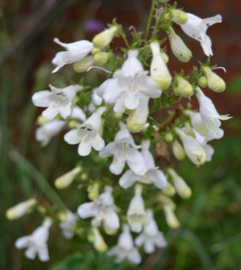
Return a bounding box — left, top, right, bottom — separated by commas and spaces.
145, 0, 156, 41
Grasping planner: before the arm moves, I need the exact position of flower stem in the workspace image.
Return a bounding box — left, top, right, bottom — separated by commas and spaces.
145, 0, 156, 41
120, 31, 130, 48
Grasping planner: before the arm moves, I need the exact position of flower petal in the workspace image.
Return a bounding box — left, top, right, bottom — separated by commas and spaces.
119, 170, 139, 189
64, 129, 81, 145
92, 134, 105, 151
78, 140, 92, 156
77, 202, 97, 218
104, 209, 120, 230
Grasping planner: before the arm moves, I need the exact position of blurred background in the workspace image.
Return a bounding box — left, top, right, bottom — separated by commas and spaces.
1, 0, 241, 269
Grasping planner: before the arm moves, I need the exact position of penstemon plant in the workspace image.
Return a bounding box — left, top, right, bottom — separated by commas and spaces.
7, 0, 231, 266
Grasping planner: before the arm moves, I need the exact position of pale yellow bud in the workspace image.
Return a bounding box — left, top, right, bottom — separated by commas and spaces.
80, 173, 88, 180
104, 223, 117, 235
171, 10, 188, 24
73, 56, 95, 73
92, 47, 102, 55
93, 26, 118, 48
160, 195, 176, 211
172, 140, 186, 160
168, 27, 192, 62
127, 106, 148, 133
203, 66, 226, 92
161, 52, 169, 63
163, 206, 180, 229
92, 228, 108, 252
93, 52, 112, 65
58, 211, 67, 222
114, 113, 123, 119
37, 115, 49, 125
164, 13, 171, 20
54, 167, 81, 189
173, 86, 180, 96
198, 76, 208, 88
176, 76, 193, 97
165, 132, 173, 142
87, 183, 99, 200
184, 122, 195, 138
68, 120, 79, 129
162, 181, 176, 197
38, 206, 47, 214
6, 199, 37, 220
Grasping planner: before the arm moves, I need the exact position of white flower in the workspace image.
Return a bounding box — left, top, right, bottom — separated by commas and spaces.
175, 127, 207, 165
179, 13, 222, 57
88, 88, 103, 113
54, 167, 82, 189
15, 218, 52, 262
99, 122, 146, 175
32, 84, 82, 120
59, 210, 78, 239
92, 227, 108, 252
96, 50, 161, 114
167, 168, 192, 199
52, 38, 94, 73
135, 210, 167, 254
119, 140, 167, 189
196, 87, 231, 141
77, 186, 119, 230
6, 199, 37, 220
107, 224, 141, 264
150, 41, 172, 90
64, 107, 106, 156
127, 184, 148, 233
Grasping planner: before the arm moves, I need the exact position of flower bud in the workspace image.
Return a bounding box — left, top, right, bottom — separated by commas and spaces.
161, 51, 169, 63
127, 105, 149, 133
163, 181, 176, 197
87, 183, 99, 200
203, 66, 226, 92
173, 86, 180, 96
68, 120, 79, 129
171, 10, 188, 24
150, 41, 172, 90
165, 132, 173, 142
6, 199, 37, 220
80, 173, 88, 180
93, 26, 118, 48
163, 206, 180, 229
104, 223, 117, 235
167, 168, 192, 199
37, 115, 49, 125
198, 76, 207, 88
176, 76, 193, 97
168, 27, 192, 62
114, 113, 123, 119
172, 141, 186, 160
94, 52, 112, 65
54, 167, 82, 189
73, 56, 95, 73
58, 211, 67, 222
92, 228, 107, 252
92, 47, 102, 55
184, 122, 195, 138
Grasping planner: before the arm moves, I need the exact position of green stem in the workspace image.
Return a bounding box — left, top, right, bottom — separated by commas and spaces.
120, 31, 130, 48
145, 0, 156, 41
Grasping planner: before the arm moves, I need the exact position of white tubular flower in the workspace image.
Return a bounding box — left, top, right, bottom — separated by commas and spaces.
32, 84, 82, 120
150, 41, 172, 90
77, 186, 119, 231
135, 210, 167, 254
185, 110, 208, 137
163, 181, 176, 197
127, 185, 148, 233
96, 50, 161, 114
203, 66, 226, 92
167, 27, 192, 62
196, 87, 231, 141
6, 199, 37, 220
119, 140, 167, 189
64, 107, 106, 156
107, 224, 141, 264
99, 122, 146, 175
160, 196, 180, 229
179, 13, 222, 57
15, 218, 52, 262
175, 127, 207, 165
52, 38, 94, 73
92, 26, 118, 48
54, 167, 81, 189
73, 55, 95, 73
92, 228, 108, 252
59, 210, 78, 239
167, 168, 192, 199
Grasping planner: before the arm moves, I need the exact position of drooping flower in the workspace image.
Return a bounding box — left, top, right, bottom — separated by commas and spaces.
15, 218, 52, 262
167, 168, 192, 199
99, 122, 146, 175
6, 199, 37, 220
77, 186, 119, 230
107, 224, 141, 264
96, 50, 161, 114
64, 107, 106, 156
135, 210, 167, 254
175, 127, 207, 165
54, 167, 82, 189
52, 38, 94, 73
119, 140, 167, 189
59, 210, 78, 239
195, 87, 231, 141
178, 13, 222, 57
32, 84, 82, 120
127, 184, 148, 233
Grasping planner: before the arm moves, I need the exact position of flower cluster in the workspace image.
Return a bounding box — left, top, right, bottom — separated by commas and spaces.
7, 1, 230, 266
